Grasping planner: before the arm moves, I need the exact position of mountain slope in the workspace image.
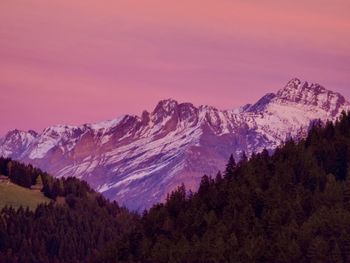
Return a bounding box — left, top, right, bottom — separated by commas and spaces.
1, 78, 349, 210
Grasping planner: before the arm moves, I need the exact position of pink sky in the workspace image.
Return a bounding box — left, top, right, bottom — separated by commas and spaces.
1, 0, 350, 135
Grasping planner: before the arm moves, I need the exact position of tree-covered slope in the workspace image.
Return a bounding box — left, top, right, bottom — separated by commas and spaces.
99, 111, 350, 263
0, 158, 138, 263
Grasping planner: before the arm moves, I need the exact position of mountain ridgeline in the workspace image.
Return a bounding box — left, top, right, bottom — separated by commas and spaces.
1, 78, 349, 210
2, 112, 350, 262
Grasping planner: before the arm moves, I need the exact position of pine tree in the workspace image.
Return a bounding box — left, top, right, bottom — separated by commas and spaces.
215, 171, 222, 183
224, 154, 236, 178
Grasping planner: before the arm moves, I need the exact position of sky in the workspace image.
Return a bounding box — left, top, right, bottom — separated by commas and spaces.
1, 0, 350, 135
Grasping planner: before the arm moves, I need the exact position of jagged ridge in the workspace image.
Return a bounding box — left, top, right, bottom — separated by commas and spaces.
0, 78, 349, 210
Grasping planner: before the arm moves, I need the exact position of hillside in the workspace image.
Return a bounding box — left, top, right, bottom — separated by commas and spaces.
1, 78, 349, 210
97, 111, 350, 262
0, 158, 137, 263
0, 181, 50, 210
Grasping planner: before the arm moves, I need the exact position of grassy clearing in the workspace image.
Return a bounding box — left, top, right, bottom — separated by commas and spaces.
0, 181, 51, 210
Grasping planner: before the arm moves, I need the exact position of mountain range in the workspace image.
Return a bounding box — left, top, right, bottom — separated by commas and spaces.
1, 78, 349, 210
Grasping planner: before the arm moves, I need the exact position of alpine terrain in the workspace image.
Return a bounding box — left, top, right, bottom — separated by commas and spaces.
1, 78, 349, 210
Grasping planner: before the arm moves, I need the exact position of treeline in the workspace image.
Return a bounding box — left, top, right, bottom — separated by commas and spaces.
2, 112, 350, 262
0, 158, 40, 188
0, 158, 93, 200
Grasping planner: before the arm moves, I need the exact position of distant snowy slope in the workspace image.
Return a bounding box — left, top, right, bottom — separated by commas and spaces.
1, 78, 349, 210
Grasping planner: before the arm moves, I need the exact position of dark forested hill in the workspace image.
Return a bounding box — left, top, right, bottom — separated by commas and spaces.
0, 159, 138, 263
2, 112, 350, 263
98, 111, 350, 263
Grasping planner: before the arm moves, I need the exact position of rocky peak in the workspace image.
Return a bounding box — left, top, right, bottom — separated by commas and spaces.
42, 125, 77, 140
152, 99, 179, 123
3, 129, 37, 142
177, 103, 197, 122
275, 78, 346, 114
0, 129, 37, 158
277, 78, 313, 102
153, 99, 178, 114
277, 78, 327, 102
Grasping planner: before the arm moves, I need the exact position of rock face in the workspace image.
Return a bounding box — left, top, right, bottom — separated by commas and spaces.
1, 78, 349, 210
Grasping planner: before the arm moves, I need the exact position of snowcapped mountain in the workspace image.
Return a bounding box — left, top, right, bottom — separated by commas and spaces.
1, 78, 349, 210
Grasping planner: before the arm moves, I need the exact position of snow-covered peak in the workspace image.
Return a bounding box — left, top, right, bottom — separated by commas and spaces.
277, 78, 325, 103
38, 117, 126, 140
151, 99, 180, 124
242, 78, 346, 114
275, 78, 347, 115
88, 116, 125, 132
285, 77, 302, 87
0, 129, 37, 158
3, 129, 37, 143
153, 99, 178, 114
177, 103, 198, 122
42, 124, 80, 136
2, 129, 37, 143
277, 78, 313, 102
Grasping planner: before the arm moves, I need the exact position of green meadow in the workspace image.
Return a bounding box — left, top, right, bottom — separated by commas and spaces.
0, 181, 50, 210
